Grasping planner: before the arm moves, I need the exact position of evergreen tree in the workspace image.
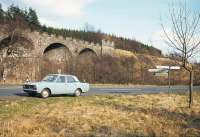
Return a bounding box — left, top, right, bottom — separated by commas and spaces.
23, 9, 29, 22
41, 25, 47, 32
0, 3, 4, 19
7, 4, 21, 19
27, 8, 40, 28
0, 3, 4, 21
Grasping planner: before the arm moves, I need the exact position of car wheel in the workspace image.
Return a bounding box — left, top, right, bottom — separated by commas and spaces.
41, 89, 50, 98
28, 93, 37, 97
74, 89, 81, 97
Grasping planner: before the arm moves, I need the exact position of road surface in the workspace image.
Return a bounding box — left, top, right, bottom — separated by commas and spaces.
0, 85, 199, 97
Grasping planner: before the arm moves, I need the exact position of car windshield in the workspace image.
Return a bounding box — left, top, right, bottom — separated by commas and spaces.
42, 75, 58, 82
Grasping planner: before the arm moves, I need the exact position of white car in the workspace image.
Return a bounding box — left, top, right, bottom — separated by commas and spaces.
23, 74, 90, 98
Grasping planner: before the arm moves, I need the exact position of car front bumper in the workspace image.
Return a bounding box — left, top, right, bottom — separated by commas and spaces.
23, 89, 38, 93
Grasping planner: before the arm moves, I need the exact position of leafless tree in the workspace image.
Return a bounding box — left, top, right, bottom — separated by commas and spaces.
161, 1, 200, 108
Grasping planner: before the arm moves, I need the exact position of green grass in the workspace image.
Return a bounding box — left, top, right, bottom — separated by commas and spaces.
0, 92, 200, 137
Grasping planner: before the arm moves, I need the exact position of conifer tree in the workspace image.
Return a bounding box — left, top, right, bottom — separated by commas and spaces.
27, 8, 40, 29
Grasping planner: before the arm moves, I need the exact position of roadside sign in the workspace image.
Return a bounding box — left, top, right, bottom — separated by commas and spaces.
149, 65, 181, 92
170, 66, 181, 70
156, 66, 170, 69
148, 69, 161, 73
148, 68, 168, 73
156, 66, 180, 70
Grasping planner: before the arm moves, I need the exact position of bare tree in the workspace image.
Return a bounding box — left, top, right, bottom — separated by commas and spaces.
161, 1, 200, 108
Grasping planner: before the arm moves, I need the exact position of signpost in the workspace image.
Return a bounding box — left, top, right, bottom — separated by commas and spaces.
148, 66, 181, 92
156, 66, 180, 70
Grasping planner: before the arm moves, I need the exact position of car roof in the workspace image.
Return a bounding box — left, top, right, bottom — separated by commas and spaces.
46, 74, 79, 82
48, 74, 76, 77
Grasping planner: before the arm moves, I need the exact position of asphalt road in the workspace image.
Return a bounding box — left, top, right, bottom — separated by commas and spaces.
0, 85, 200, 97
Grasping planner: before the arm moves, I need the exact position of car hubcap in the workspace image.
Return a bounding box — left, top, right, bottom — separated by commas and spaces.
43, 90, 49, 98
76, 90, 80, 96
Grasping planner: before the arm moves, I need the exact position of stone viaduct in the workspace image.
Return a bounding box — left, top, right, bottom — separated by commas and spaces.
0, 27, 115, 59
0, 25, 116, 83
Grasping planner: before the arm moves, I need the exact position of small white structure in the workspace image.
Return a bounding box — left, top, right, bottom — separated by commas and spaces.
148, 68, 168, 73
148, 65, 181, 90
156, 66, 180, 70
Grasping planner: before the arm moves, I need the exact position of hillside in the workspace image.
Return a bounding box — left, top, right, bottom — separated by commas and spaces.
0, 4, 161, 56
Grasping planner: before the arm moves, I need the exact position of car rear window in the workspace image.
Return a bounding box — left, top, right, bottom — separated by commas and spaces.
67, 76, 76, 83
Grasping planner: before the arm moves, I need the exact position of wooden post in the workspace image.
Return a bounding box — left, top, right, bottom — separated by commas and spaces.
168, 67, 171, 92
189, 71, 193, 108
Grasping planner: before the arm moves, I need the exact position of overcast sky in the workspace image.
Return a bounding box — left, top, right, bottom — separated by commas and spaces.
1, 0, 200, 60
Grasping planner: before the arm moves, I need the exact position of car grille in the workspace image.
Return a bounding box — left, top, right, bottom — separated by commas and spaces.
24, 85, 35, 89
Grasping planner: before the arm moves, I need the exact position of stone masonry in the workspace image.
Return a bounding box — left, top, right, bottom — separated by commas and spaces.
0, 25, 115, 84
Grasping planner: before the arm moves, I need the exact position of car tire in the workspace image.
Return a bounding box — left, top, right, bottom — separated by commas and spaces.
28, 93, 37, 97
74, 89, 81, 97
41, 89, 50, 98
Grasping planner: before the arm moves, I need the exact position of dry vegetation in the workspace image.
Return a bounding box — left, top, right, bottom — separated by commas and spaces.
0, 92, 200, 137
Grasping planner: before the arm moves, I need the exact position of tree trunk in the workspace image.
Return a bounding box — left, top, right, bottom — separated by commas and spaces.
189, 71, 193, 108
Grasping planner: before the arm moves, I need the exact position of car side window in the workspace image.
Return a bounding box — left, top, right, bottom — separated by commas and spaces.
67, 76, 76, 83
56, 76, 66, 83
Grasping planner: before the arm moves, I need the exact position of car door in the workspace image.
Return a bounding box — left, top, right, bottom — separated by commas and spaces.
66, 76, 77, 94
42, 75, 58, 94
55, 76, 67, 94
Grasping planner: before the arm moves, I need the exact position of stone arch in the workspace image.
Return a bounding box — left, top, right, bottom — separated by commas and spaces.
76, 48, 97, 83
41, 43, 72, 77
79, 48, 97, 56
43, 42, 72, 60
0, 35, 35, 83
0, 35, 34, 57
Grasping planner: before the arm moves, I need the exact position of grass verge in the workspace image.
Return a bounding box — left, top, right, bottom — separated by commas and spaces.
0, 92, 200, 137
